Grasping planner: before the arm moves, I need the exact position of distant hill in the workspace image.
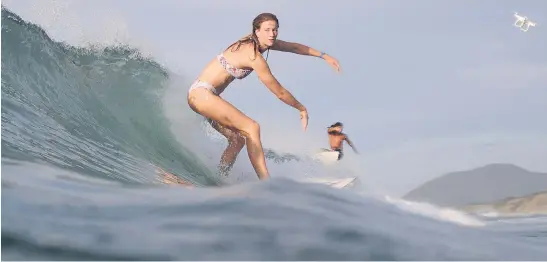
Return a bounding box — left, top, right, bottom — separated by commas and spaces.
460, 191, 547, 215
403, 163, 547, 207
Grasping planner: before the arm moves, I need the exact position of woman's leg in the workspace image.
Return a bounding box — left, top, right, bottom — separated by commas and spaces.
207, 118, 245, 175
188, 88, 270, 180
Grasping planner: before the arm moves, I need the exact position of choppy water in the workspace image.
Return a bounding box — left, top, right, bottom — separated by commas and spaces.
2, 7, 547, 260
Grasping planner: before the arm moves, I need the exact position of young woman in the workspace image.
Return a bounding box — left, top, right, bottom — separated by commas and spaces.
187, 12, 341, 181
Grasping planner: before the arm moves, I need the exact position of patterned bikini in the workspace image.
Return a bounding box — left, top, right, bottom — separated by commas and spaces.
188, 53, 254, 96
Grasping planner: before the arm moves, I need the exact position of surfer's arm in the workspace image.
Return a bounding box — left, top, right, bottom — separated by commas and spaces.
251, 53, 306, 112
272, 40, 326, 58
271, 40, 341, 72
345, 136, 359, 154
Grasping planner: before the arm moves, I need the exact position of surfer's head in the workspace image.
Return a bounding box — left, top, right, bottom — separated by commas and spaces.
328, 122, 343, 132
252, 13, 279, 49
229, 13, 279, 58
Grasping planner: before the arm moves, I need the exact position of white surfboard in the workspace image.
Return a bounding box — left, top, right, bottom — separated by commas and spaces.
304, 177, 358, 189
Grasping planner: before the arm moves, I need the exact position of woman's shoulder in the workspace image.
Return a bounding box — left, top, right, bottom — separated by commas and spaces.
225, 41, 263, 62
225, 40, 253, 52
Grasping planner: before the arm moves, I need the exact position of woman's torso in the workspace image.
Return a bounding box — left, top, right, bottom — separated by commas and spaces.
195, 43, 258, 95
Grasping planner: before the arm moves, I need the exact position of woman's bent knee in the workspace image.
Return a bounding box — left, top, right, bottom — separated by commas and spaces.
240, 121, 260, 139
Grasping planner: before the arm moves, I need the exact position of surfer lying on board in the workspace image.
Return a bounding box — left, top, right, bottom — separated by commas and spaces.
187, 13, 341, 180
327, 122, 358, 160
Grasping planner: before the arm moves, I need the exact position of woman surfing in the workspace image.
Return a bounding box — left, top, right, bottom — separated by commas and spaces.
185, 12, 341, 182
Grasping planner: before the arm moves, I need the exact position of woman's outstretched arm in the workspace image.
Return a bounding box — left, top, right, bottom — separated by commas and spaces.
271, 40, 341, 72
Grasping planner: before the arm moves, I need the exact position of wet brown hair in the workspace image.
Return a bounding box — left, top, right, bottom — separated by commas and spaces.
227, 12, 279, 60
328, 122, 343, 128
327, 122, 343, 135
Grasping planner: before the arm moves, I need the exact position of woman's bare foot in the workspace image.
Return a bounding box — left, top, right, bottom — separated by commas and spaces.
155, 166, 194, 188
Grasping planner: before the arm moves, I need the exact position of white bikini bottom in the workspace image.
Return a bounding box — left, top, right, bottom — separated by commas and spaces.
188, 80, 219, 96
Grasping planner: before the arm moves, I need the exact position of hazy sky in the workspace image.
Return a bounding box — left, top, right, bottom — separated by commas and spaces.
4, 0, 546, 196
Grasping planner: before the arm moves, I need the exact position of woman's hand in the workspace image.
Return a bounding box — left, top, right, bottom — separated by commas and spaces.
324, 54, 341, 73
300, 109, 309, 131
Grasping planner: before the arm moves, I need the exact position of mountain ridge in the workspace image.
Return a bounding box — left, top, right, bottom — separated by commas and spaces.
403, 163, 547, 207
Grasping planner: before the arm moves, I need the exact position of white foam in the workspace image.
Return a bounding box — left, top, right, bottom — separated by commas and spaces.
381, 195, 485, 227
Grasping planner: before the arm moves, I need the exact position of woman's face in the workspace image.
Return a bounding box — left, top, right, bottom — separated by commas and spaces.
255, 20, 278, 48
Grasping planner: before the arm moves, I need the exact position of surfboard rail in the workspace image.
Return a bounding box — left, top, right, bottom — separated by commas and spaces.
303, 177, 358, 189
